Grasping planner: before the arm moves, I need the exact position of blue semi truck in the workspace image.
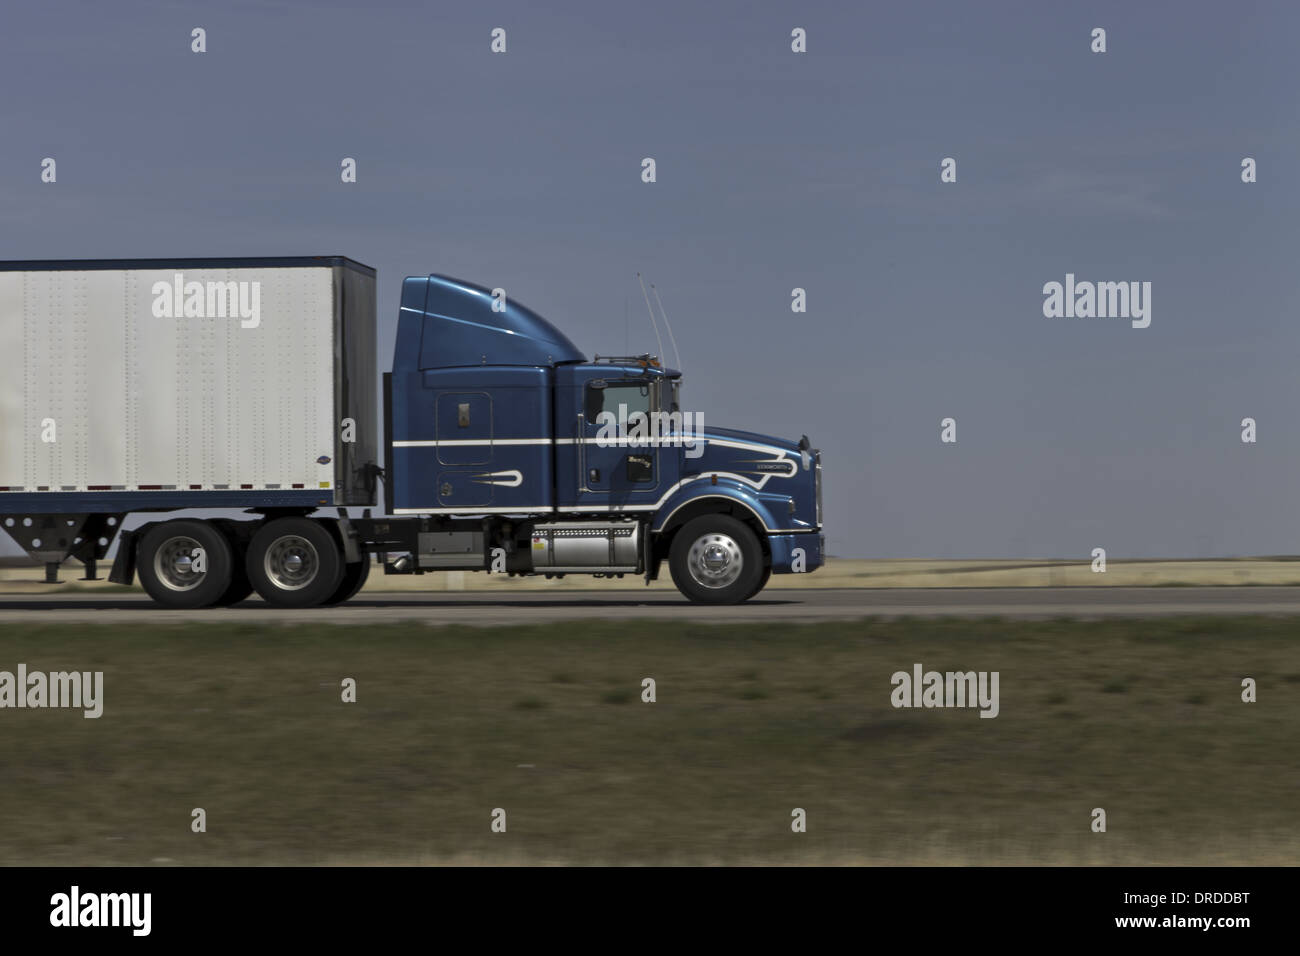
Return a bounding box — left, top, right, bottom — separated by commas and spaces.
0, 257, 823, 607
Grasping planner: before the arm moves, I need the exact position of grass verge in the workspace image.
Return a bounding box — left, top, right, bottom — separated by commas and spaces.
0, 616, 1295, 865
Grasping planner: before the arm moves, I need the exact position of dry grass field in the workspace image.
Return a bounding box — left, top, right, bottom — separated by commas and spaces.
0, 616, 1293, 865
5, 555, 1300, 594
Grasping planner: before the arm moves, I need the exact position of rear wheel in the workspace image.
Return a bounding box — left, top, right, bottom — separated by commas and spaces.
217, 556, 255, 605
214, 523, 255, 605
246, 518, 344, 608
324, 555, 371, 605
669, 514, 764, 605
137, 520, 234, 609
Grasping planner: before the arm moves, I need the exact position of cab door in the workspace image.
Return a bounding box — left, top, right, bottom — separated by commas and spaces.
578, 377, 661, 508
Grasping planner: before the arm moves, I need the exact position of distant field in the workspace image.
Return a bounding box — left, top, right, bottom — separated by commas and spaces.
5, 555, 1300, 594
0, 617, 1294, 865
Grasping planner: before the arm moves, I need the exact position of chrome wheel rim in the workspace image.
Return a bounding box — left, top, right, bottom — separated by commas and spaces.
687, 532, 743, 589
264, 535, 320, 591
154, 536, 206, 591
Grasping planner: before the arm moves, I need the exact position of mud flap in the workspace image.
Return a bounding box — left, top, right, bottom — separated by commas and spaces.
643, 524, 660, 585
335, 513, 362, 563
108, 527, 139, 585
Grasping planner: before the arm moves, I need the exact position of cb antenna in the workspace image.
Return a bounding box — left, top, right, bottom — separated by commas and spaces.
636, 273, 665, 366
650, 282, 682, 374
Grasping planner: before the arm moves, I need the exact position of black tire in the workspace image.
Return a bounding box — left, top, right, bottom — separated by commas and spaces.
750, 564, 772, 601
246, 517, 344, 608
323, 555, 371, 606
217, 557, 255, 605
214, 522, 255, 605
137, 519, 234, 609
669, 514, 764, 605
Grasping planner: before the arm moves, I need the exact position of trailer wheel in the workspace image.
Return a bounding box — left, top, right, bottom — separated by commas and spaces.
217, 557, 255, 606
137, 520, 234, 609
324, 556, 371, 606
246, 518, 344, 608
669, 515, 764, 605
212, 523, 255, 605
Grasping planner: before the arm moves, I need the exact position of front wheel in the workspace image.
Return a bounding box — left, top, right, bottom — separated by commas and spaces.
669, 515, 764, 605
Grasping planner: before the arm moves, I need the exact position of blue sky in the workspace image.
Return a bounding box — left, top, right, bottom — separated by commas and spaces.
2, 0, 1298, 558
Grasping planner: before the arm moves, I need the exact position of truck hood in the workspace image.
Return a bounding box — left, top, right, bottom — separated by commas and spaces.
690, 425, 801, 457
681, 425, 805, 482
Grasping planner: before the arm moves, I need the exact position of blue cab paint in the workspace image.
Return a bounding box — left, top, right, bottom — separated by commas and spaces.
389, 274, 824, 578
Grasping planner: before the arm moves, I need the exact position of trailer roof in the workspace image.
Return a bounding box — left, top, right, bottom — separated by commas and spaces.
0, 256, 376, 276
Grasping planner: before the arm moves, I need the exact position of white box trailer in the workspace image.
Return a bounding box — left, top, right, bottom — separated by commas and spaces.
0, 257, 377, 586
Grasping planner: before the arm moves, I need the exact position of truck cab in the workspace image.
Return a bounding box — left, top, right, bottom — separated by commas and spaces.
384, 274, 823, 603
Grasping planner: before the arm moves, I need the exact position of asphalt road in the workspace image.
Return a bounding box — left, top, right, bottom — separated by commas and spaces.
1, 586, 1300, 626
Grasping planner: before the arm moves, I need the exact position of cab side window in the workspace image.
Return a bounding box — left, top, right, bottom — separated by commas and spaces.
586, 381, 652, 422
